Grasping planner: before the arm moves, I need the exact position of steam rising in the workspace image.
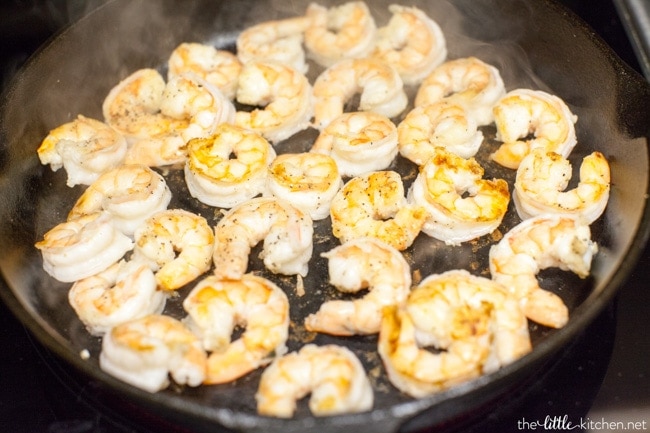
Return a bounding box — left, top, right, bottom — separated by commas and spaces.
22, 0, 556, 131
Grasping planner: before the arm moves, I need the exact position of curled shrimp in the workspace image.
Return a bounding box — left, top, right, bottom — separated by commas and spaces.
68, 260, 166, 336
103, 68, 235, 166
311, 111, 399, 177
303, 1, 377, 67
184, 123, 277, 208
514, 148, 611, 224
370, 5, 447, 86
330, 170, 427, 251
35, 212, 133, 283
132, 209, 215, 291
182, 274, 289, 384
267, 152, 343, 221
168, 42, 242, 100
491, 88, 578, 169
305, 237, 411, 336
414, 57, 506, 126
488, 214, 598, 328
234, 60, 313, 144
212, 196, 313, 280
67, 164, 172, 237
38, 115, 127, 187
99, 314, 207, 393
255, 344, 373, 418
407, 146, 510, 245
397, 101, 484, 165
102, 68, 166, 135
378, 269, 531, 398
312, 57, 408, 130
236, 15, 312, 74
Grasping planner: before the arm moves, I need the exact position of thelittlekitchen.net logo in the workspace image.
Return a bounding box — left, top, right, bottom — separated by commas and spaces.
518, 415, 648, 431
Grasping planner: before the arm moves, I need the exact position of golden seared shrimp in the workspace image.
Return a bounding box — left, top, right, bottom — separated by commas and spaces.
514, 148, 611, 224
38, 115, 127, 187
370, 5, 447, 86
407, 147, 510, 245
102, 68, 168, 136
236, 15, 312, 74
234, 60, 313, 144
35, 212, 133, 283
491, 88, 578, 169
312, 57, 408, 130
330, 170, 427, 251
414, 57, 506, 126
132, 209, 214, 291
182, 274, 289, 384
303, 1, 377, 67
184, 123, 276, 208
99, 314, 207, 393
378, 269, 531, 398
168, 42, 242, 100
267, 152, 343, 221
256, 344, 373, 418
311, 111, 399, 177
157, 72, 236, 151
397, 101, 484, 165
68, 164, 172, 237
213, 196, 313, 280
68, 260, 166, 336
305, 237, 411, 336
103, 68, 235, 166
489, 214, 598, 328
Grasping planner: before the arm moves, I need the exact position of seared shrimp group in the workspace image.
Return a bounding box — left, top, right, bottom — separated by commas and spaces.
34, 0, 611, 420
379, 270, 532, 397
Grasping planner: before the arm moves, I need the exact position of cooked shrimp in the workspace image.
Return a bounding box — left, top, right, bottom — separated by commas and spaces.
38, 115, 127, 187
156, 71, 236, 154
305, 237, 411, 335
168, 42, 242, 100
370, 5, 447, 86
397, 101, 484, 165
68, 260, 166, 336
68, 164, 172, 236
407, 146, 510, 245
330, 170, 427, 251
267, 152, 342, 221
102, 68, 168, 136
212, 197, 313, 279
236, 15, 312, 74
184, 123, 276, 208
234, 60, 313, 144
378, 269, 531, 398
99, 314, 207, 393
131, 209, 214, 291
182, 274, 289, 384
488, 214, 598, 328
311, 111, 399, 177
256, 344, 373, 418
490, 88, 578, 169
514, 148, 611, 224
414, 57, 506, 126
312, 57, 408, 130
35, 212, 133, 283
303, 1, 377, 67
103, 68, 235, 166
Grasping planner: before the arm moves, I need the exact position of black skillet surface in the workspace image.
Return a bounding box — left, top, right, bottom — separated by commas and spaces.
0, 0, 649, 432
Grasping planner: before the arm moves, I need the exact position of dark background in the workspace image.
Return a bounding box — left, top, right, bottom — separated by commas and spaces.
0, 1, 648, 432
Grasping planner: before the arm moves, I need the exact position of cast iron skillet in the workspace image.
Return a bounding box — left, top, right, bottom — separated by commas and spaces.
0, 0, 649, 432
